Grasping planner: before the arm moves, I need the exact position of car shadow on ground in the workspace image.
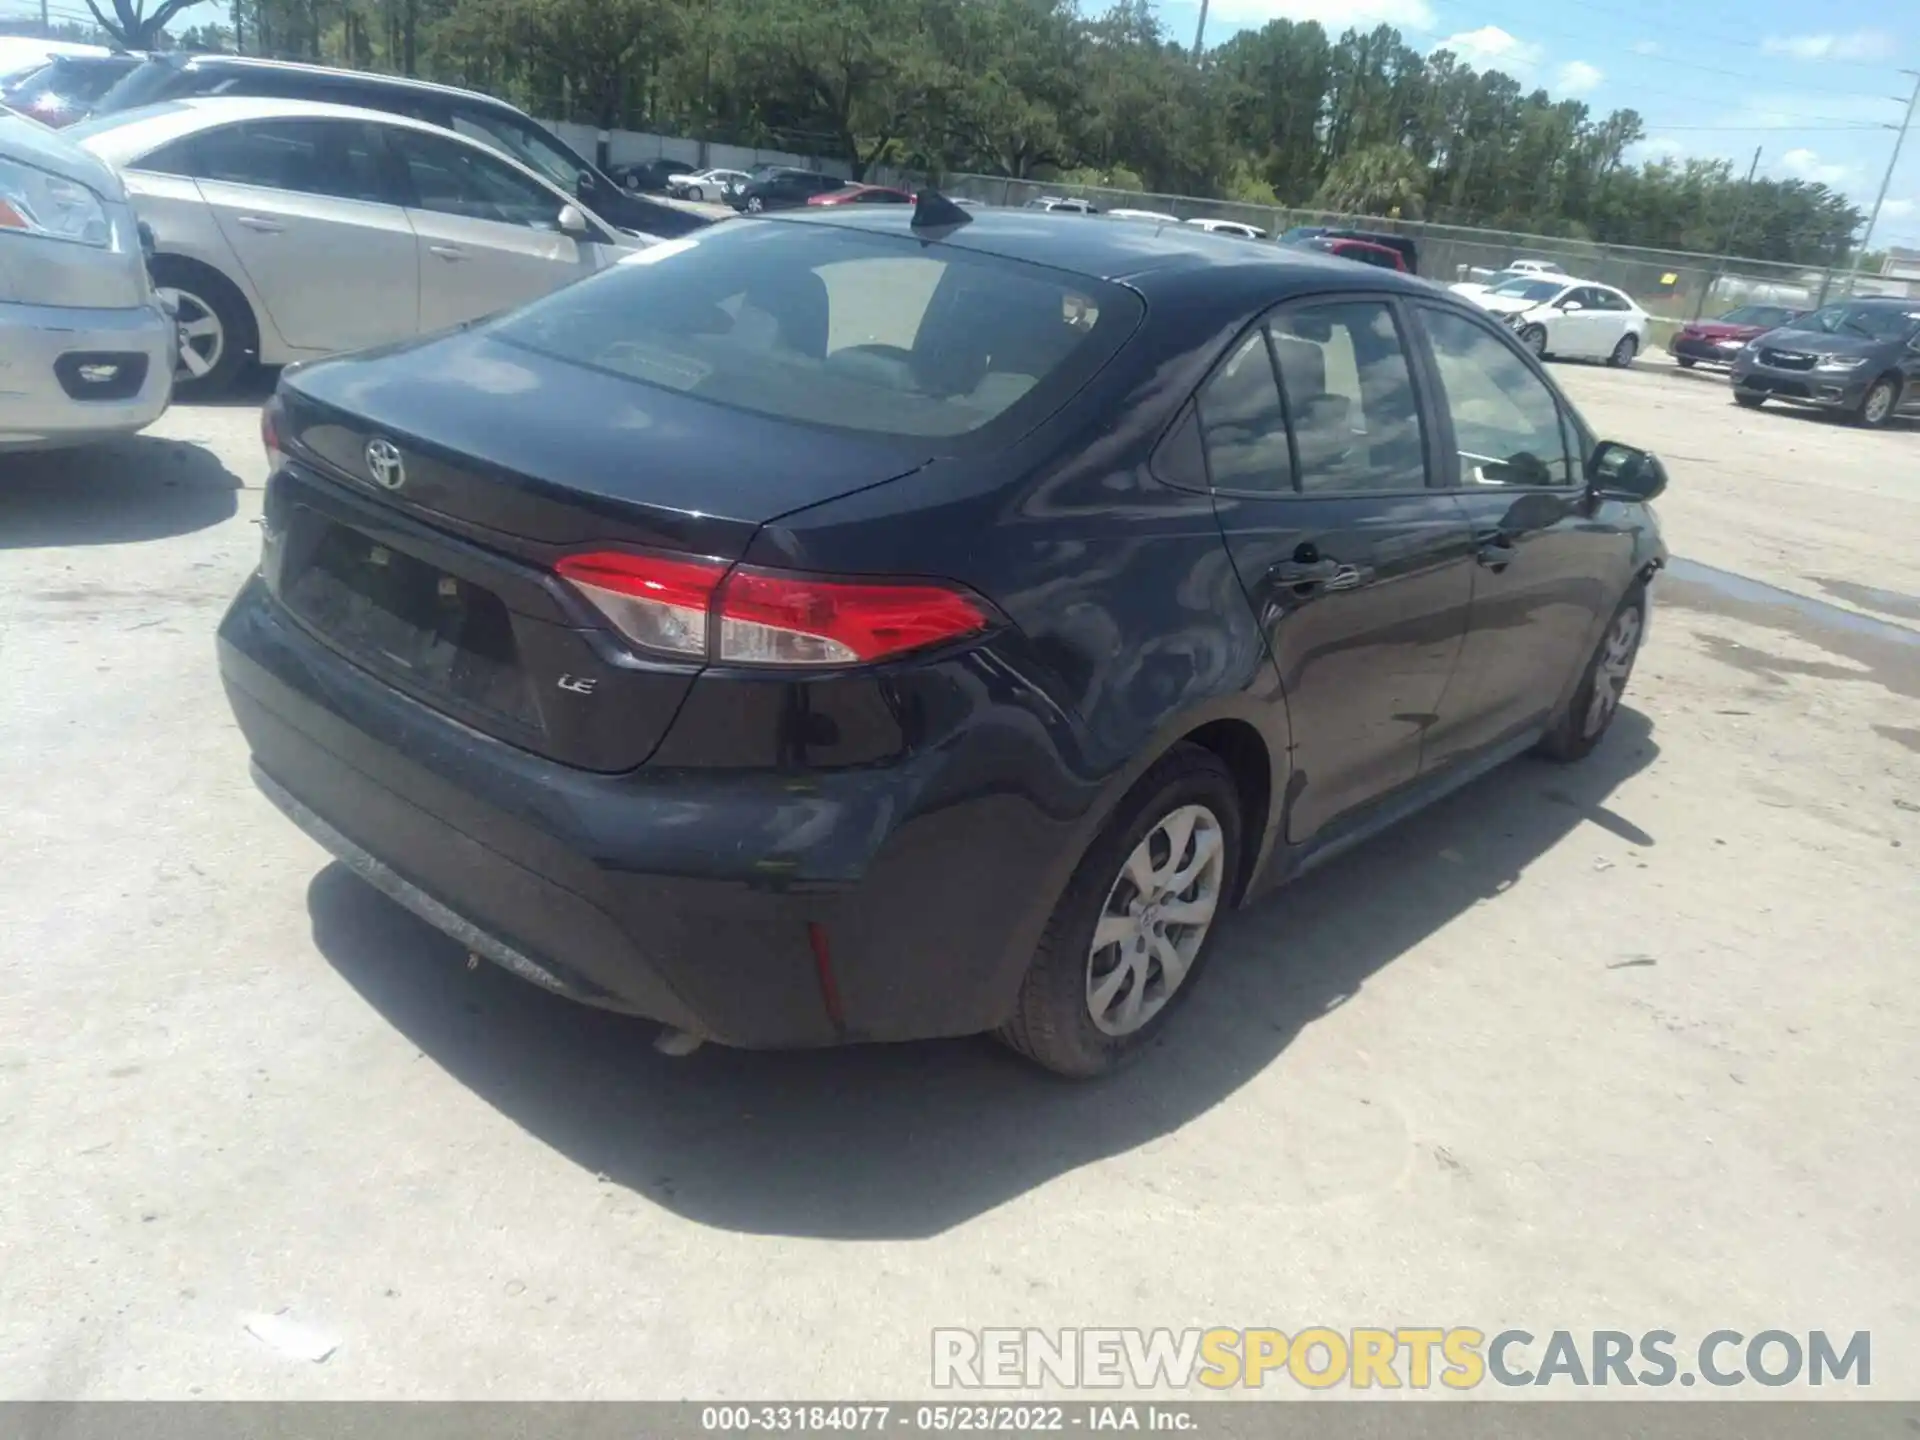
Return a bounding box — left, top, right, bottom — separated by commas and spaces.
307, 708, 1658, 1240
0, 432, 243, 549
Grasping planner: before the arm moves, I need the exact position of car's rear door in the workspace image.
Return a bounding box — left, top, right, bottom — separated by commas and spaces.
1407, 302, 1636, 766
1200, 295, 1477, 844
383, 124, 609, 332
188, 117, 419, 355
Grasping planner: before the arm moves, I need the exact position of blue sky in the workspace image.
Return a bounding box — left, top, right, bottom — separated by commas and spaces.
9, 0, 1918, 246
1154, 0, 1920, 247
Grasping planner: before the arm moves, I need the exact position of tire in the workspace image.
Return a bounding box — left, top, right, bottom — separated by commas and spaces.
1734, 390, 1766, 409
1855, 376, 1900, 429
1519, 324, 1548, 359
149, 256, 256, 399
1609, 334, 1638, 369
1675, 355, 1696, 369
998, 744, 1242, 1078
745, 195, 764, 213
1536, 585, 1647, 763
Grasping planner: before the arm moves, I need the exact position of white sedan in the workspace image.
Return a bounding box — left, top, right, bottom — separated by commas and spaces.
70, 96, 647, 396
1455, 275, 1649, 366
668, 168, 748, 201
1186, 217, 1266, 240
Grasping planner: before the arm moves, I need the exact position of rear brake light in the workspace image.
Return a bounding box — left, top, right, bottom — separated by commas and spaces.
555, 550, 989, 667
261, 399, 286, 473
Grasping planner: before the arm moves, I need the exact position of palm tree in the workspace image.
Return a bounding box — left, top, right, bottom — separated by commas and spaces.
1313, 143, 1427, 220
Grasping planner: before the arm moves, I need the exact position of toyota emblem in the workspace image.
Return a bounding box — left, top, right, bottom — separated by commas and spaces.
365, 437, 405, 490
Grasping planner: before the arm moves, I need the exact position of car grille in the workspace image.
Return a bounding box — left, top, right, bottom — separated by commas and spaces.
1759, 347, 1816, 371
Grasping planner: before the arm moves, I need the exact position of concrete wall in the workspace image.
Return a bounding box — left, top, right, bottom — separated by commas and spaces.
543, 119, 853, 180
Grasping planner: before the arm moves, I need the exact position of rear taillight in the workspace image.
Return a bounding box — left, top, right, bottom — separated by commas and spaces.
555, 550, 989, 667
261, 398, 286, 473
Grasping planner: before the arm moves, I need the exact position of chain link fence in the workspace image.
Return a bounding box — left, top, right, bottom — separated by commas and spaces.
936, 174, 1889, 343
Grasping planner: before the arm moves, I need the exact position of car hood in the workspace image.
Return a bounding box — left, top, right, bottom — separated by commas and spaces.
0, 108, 126, 199
1759, 330, 1892, 359
1475, 294, 1539, 315
1682, 321, 1763, 341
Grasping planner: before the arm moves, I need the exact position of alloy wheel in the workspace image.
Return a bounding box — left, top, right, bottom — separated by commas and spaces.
1085, 804, 1225, 1037
1583, 605, 1642, 739
1611, 335, 1637, 367
156, 286, 224, 381
1863, 381, 1895, 426
746, 195, 764, 212
1521, 325, 1547, 358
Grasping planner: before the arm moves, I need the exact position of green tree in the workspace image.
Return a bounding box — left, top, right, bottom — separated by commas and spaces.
1314, 142, 1426, 218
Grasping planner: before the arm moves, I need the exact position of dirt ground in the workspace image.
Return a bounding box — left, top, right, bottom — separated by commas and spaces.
0, 355, 1915, 1400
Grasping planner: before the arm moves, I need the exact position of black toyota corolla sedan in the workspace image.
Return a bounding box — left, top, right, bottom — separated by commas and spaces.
219, 202, 1669, 1077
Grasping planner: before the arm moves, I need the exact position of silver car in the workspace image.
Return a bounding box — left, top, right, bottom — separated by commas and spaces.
69, 97, 649, 395
0, 109, 174, 450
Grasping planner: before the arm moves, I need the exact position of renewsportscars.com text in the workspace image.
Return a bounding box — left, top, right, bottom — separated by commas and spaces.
931, 1328, 1871, 1391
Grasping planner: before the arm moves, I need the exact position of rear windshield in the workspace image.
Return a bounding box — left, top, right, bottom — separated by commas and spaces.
93, 57, 192, 113
5, 55, 135, 107
491, 220, 1140, 442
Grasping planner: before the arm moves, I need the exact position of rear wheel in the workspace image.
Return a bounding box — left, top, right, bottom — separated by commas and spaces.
1537, 586, 1647, 763
1675, 355, 1697, 369
998, 745, 1241, 1078
1609, 334, 1638, 368
1734, 389, 1766, 409
149, 256, 256, 399
1856, 376, 1900, 429
1519, 324, 1548, 359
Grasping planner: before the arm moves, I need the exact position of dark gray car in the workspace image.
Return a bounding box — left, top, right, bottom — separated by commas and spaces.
1731, 298, 1920, 428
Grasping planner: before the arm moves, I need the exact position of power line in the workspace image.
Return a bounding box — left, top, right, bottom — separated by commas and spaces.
1545, 0, 1907, 74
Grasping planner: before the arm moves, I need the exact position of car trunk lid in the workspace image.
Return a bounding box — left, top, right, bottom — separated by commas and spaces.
266, 330, 935, 772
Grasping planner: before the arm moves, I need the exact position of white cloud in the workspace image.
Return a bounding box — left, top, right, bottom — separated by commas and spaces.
1760, 31, 1894, 62
1630, 40, 1661, 56
1431, 25, 1543, 76
1202, 0, 1437, 27
1882, 199, 1916, 219
1555, 60, 1604, 95
1779, 147, 1856, 185
1630, 136, 1687, 162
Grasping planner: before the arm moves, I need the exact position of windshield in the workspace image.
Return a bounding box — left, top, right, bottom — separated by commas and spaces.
1719, 305, 1794, 328
93, 57, 189, 114
5, 56, 136, 108
1490, 279, 1567, 301
452, 109, 593, 190
492, 221, 1139, 442
1786, 304, 1919, 342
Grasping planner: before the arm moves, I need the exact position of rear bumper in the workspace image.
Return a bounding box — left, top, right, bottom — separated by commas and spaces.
0, 299, 174, 451
218, 576, 1089, 1048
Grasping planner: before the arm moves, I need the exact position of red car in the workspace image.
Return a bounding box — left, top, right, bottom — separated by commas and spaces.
1669, 304, 1805, 369
808, 184, 915, 207
1304, 236, 1408, 272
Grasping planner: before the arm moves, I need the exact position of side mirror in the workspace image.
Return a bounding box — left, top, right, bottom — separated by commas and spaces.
557, 204, 589, 236
1588, 441, 1667, 501
577, 170, 596, 192
1559, 299, 1583, 312
136, 220, 156, 259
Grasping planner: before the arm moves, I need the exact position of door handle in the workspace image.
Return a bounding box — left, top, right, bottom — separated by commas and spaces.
1268, 557, 1371, 593
428, 244, 467, 261
1476, 534, 1518, 569
234, 215, 284, 233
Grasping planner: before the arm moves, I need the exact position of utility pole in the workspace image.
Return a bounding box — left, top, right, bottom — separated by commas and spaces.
1695, 145, 1762, 321
1192, 0, 1209, 58
40, 0, 48, 33
1846, 69, 1920, 296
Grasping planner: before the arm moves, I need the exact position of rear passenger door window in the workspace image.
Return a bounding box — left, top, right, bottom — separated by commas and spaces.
1194, 330, 1293, 493
189, 119, 399, 205
1268, 299, 1427, 493
1418, 305, 1575, 486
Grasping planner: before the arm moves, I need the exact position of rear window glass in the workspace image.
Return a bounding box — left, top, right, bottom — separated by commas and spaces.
491, 221, 1140, 442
